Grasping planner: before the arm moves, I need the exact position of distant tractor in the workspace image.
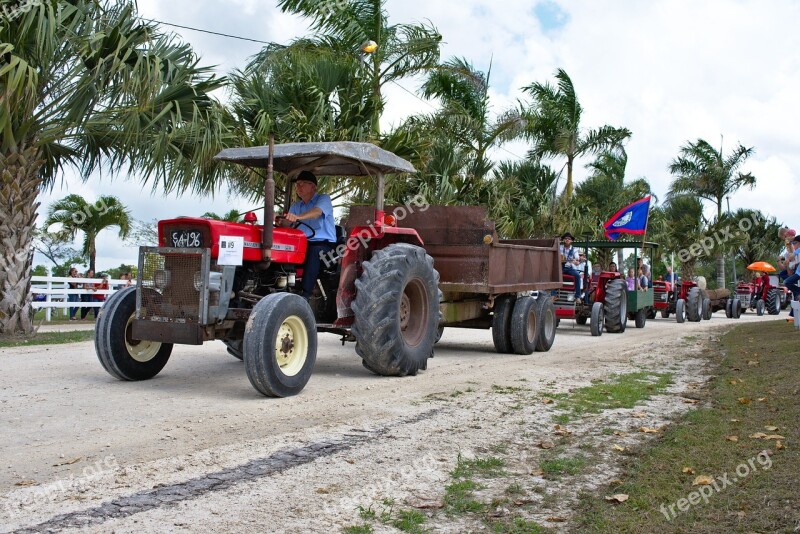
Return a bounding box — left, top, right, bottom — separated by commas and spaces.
652, 279, 711, 322
734, 278, 781, 316
553, 241, 655, 335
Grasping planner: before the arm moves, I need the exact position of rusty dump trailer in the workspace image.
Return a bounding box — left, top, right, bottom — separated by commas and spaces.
346, 205, 563, 353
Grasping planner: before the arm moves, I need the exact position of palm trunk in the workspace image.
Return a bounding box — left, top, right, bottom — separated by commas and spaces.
0, 147, 44, 336
716, 255, 726, 289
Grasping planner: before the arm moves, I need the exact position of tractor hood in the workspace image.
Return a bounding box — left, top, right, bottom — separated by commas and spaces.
214, 142, 416, 176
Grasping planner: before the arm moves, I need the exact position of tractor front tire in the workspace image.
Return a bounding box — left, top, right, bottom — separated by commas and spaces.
491, 295, 516, 354
534, 296, 557, 352
510, 296, 539, 355
766, 288, 781, 315
575, 315, 588, 325
686, 287, 702, 322
661, 308, 670, 319
756, 299, 765, 316
590, 302, 604, 337
603, 279, 628, 333
676, 299, 686, 323
702, 298, 712, 320
352, 244, 441, 376
243, 293, 317, 397
95, 286, 173, 381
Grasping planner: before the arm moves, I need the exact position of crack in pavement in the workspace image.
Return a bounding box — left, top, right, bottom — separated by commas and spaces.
9, 408, 442, 533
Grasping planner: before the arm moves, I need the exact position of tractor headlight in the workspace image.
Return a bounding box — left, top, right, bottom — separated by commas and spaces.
154, 269, 171, 289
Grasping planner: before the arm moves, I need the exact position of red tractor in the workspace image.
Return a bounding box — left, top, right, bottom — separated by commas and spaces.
554, 271, 628, 336
94, 142, 562, 397
734, 277, 781, 316
652, 279, 711, 322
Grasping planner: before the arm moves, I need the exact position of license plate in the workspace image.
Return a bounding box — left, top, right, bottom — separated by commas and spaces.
170, 230, 203, 248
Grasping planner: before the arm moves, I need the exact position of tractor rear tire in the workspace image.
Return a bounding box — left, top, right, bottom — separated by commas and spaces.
661, 308, 670, 319
95, 286, 173, 381
243, 293, 317, 397
576, 315, 588, 325
352, 244, 441, 376
702, 298, 712, 320
766, 288, 781, 315
604, 279, 628, 333
510, 296, 539, 355
491, 295, 516, 354
686, 287, 702, 322
590, 302, 604, 337
634, 308, 647, 328
435, 326, 445, 344
676, 299, 686, 323
534, 296, 556, 352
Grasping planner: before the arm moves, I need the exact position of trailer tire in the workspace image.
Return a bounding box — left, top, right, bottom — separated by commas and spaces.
733, 298, 742, 319
352, 244, 440, 376
725, 298, 733, 318
223, 340, 244, 360
491, 295, 516, 354
243, 293, 317, 397
766, 288, 781, 315
509, 296, 539, 354
634, 308, 647, 328
676, 299, 686, 323
590, 302, 604, 337
534, 296, 556, 352
603, 279, 628, 333
95, 286, 173, 381
686, 287, 702, 322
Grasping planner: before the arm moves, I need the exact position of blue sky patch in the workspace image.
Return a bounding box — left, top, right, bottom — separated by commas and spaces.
534, 1, 569, 33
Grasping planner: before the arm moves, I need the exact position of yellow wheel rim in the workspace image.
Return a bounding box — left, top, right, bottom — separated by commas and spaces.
275, 315, 308, 377
125, 314, 162, 363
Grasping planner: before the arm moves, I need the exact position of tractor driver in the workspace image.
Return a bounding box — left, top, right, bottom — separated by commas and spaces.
279, 170, 336, 299
560, 232, 582, 302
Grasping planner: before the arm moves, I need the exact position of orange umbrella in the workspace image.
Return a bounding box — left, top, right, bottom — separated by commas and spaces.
746, 261, 776, 272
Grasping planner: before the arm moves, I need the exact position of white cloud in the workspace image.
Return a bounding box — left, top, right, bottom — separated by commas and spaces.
36, 0, 800, 269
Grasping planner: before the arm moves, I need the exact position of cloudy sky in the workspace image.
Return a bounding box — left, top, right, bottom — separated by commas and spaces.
36, 0, 800, 271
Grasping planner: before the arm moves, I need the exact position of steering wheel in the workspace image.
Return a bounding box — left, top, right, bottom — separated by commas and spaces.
274, 214, 316, 239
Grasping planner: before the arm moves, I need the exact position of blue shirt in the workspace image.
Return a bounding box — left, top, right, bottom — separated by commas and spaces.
289, 193, 336, 243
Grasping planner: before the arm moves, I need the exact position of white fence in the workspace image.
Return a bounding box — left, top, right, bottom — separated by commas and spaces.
30, 276, 135, 321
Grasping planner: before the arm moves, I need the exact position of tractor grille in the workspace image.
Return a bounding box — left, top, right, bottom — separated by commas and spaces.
554, 280, 576, 308
654, 290, 668, 302
137, 247, 210, 324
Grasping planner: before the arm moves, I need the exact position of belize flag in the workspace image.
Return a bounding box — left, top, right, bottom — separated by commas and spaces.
603, 196, 651, 240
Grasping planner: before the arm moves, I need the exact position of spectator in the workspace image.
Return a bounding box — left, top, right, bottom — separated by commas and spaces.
93, 273, 109, 309
559, 232, 582, 301
67, 267, 80, 320
80, 269, 95, 320
626, 268, 636, 291
784, 237, 800, 320
664, 265, 678, 286
637, 267, 648, 291
641, 263, 652, 288
121, 272, 132, 287
608, 261, 618, 274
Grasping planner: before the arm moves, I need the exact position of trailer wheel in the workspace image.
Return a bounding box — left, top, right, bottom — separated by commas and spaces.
733, 298, 742, 319
590, 302, 604, 337
686, 287, 702, 322
676, 299, 686, 323
702, 298, 712, 320
95, 286, 173, 381
491, 295, 516, 354
223, 340, 244, 360
634, 308, 647, 328
510, 296, 539, 355
352, 244, 440, 376
766, 288, 781, 315
661, 308, 670, 319
725, 298, 733, 318
603, 279, 628, 333
243, 293, 317, 397
534, 296, 556, 352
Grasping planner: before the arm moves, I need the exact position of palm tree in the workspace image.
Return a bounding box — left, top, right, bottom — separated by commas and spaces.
729, 209, 782, 270
649, 196, 707, 279
0, 1, 227, 336
522, 69, 631, 200
202, 209, 243, 222
45, 195, 132, 273
669, 138, 756, 287
277, 0, 442, 138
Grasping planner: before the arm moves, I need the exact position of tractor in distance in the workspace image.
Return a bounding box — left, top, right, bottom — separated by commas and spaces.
95, 141, 563, 398
553, 240, 655, 336
652, 276, 713, 322
733, 275, 781, 316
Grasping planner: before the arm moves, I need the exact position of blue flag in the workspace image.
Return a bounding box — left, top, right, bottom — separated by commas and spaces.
603, 196, 651, 240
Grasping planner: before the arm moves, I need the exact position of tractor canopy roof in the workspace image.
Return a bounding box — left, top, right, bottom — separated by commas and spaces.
214, 142, 416, 177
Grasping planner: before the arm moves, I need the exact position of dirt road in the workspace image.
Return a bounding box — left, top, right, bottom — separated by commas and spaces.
0, 311, 778, 532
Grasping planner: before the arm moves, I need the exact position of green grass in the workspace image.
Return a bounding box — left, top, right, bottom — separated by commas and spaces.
0, 329, 95, 348
543, 371, 673, 422
491, 517, 546, 533
391, 509, 427, 533
451, 455, 506, 478
539, 455, 587, 477
342, 525, 373, 534
444, 478, 486, 515
573, 321, 800, 533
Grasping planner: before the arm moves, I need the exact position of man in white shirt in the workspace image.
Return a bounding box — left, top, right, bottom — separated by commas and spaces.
560, 232, 582, 301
